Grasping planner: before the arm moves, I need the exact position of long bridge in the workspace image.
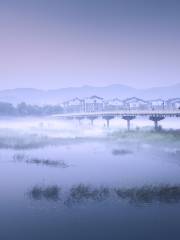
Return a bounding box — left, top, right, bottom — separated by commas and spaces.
54, 110, 180, 130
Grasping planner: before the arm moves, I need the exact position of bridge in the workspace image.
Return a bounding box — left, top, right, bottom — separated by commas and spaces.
54, 110, 180, 130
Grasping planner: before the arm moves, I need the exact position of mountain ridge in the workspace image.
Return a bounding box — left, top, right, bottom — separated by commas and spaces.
0, 83, 179, 105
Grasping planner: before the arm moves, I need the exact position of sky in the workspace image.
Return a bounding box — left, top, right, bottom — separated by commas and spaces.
0, 0, 180, 90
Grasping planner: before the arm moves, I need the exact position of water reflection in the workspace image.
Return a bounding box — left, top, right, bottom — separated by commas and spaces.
171, 150, 180, 159
13, 154, 69, 168
28, 184, 180, 205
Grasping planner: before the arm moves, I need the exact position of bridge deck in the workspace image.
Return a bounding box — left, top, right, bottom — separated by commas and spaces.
54, 110, 180, 118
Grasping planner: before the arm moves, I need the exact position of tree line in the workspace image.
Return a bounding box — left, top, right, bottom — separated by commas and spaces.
0, 102, 63, 116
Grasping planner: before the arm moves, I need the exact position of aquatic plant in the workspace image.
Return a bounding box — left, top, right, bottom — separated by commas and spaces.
68, 184, 110, 202
115, 185, 180, 204
29, 186, 60, 201
112, 149, 133, 156
27, 184, 180, 205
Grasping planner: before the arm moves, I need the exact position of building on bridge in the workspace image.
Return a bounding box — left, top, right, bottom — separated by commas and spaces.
150, 99, 165, 110
63, 97, 84, 113
167, 98, 180, 110
125, 97, 149, 110
104, 98, 125, 111
84, 96, 104, 112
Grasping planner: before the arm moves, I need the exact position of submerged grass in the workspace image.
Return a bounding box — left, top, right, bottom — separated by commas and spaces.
112, 149, 133, 156
13, 154, 69, 168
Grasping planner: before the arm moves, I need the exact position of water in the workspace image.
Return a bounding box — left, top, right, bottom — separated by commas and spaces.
0, 117, 180, 240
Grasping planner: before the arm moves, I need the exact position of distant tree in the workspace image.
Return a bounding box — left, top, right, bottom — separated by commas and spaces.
42, 105, 63, 115
17, 102, 29, 116
17, 102, 63, 116
0, 102, 16, 116
0, 101, 63, 117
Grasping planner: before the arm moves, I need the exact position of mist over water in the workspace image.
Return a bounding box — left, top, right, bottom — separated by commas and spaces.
0, 116, 180, 138
0, 116, 180, 240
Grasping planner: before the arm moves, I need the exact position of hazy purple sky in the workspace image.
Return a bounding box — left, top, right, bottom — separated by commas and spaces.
0, 0, 180, 89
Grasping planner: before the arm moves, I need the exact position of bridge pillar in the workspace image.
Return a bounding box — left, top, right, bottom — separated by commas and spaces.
67, 117, 74, 121
76, 116, 84, 125
122, 116, 136, 131
149, 115, 165, 130
87, 116, 98, 126
103, 116, 114, 128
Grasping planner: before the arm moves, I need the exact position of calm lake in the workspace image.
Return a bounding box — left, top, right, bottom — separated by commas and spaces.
0, 117, 180, 240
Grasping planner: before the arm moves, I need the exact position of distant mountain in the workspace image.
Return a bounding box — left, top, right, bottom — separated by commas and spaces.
0, 84, 179, 105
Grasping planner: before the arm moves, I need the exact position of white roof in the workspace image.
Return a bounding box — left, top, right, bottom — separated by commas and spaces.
85, 96, 104, 103
67, 98, 83, 105
125, 97, 148, 104
150, 99, 164, 105
107, 98, 124, 106
168, 98, 180, 103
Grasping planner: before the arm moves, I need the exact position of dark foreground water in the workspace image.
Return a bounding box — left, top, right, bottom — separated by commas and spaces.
1, 135, 180, 240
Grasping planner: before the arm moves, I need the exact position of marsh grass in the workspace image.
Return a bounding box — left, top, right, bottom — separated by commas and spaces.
0, 134, 58, 149
110, 129, 180, 145
0, 131, 106, 150
0, 128, 180, 150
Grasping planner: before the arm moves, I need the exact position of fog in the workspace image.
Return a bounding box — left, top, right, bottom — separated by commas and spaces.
0, 116, 180, 138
